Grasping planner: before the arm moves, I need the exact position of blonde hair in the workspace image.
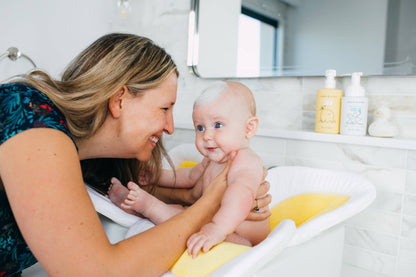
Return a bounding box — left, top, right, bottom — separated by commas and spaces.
12, 33, 178, 193
195, 81, 256, 116
194, 81, 228, 107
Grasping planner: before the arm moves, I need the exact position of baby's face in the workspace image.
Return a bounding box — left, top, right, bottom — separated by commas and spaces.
192, 92, 250, 163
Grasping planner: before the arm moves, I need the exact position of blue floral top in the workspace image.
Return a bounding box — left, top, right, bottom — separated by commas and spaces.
0, 83, 76, 276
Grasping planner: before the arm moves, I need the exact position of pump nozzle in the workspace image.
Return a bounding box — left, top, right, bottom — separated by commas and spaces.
351, 72, 363, 85
324, 69, 336, 88
346, 72, 365, 97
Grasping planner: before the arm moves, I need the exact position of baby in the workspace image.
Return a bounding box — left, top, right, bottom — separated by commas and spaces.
109, 81, 270, 258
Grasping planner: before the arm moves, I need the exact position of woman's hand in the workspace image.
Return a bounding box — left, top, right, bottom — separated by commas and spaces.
247, 167, 272, 221
199, 156, 233, 205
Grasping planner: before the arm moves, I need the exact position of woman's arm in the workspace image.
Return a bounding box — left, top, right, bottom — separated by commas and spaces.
0, 129, 229, 276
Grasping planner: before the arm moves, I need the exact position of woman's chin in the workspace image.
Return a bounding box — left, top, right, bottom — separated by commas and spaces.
135, 151, 153, 162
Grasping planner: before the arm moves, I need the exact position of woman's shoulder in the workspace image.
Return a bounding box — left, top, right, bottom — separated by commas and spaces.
0, 82, 34, 95
0, 83, 77, 148
0, 82, 48, 105
0, 82, 54, 103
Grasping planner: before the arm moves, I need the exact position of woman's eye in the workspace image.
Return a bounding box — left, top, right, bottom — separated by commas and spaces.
197, 125, 205, 132
215, 122, 223, 128
162, 107, 169, 111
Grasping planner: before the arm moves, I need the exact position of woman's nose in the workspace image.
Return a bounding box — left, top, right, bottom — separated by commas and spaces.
163, 111, 174, 135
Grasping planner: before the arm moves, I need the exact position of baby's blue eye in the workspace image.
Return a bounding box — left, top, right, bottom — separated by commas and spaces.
197, 125, 205, 131
215, 122, 223, 128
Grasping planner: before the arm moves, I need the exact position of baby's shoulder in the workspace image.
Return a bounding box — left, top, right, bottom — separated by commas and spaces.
230, 148, 263, 176
234, 148, 262, 165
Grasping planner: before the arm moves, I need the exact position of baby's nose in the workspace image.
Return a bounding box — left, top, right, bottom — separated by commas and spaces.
203, 128, 214, 140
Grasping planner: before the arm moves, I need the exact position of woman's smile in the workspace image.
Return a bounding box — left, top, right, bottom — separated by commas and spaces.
149, 135, 160, 147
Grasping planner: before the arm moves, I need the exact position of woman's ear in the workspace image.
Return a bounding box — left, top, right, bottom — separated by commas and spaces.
108, 85, 128, 118
245, 116, 259, 139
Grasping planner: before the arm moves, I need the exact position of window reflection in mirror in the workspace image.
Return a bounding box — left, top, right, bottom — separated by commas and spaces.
237, 7, 279, 76
188, 0, 416, 78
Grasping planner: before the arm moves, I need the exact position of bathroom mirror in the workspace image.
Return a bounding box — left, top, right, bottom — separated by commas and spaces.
188, 0, 416, 78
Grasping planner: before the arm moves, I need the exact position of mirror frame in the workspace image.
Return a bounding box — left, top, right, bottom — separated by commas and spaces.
187, 0, 200, 77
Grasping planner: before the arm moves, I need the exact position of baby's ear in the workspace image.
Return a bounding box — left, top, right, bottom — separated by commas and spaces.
245, 116, 259, 139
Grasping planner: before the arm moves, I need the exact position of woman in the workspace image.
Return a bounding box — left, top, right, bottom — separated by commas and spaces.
0, 33, 271, 276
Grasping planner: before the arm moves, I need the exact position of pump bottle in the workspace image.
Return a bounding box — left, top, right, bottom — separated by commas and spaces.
340, 72, 368, 136
315, 69, 343, 134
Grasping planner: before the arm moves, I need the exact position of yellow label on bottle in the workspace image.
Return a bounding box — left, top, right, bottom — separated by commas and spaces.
315, 88, 343, 134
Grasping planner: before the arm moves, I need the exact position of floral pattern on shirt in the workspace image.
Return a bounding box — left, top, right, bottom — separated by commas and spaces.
0, 83, 76, 276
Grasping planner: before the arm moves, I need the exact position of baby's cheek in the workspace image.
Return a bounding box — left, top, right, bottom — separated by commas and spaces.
195, 142, 206, 156
219, 137, 238, 152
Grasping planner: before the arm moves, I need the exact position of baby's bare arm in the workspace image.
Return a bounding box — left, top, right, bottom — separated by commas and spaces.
187, 151, 264, 256
212, 153, 264, 233
158, 158, 208, 188
212, 167, 261, 230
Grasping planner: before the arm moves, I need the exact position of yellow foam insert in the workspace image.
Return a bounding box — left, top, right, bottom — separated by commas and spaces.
270, 193, 350, 229
171, 160, 350, 276
178, 160, 198, 168
171, 242, 250, 277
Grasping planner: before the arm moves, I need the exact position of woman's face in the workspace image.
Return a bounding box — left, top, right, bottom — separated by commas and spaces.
118, 72, 177, 161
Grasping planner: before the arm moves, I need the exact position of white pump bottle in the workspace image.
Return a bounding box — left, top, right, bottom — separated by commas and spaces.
340, 72, 368, 136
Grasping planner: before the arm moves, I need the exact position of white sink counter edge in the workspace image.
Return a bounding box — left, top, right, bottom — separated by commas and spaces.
174, 123, 416, 151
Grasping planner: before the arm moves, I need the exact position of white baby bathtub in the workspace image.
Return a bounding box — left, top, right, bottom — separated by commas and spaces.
23, 144, 376, 277
209, 165, 376, 277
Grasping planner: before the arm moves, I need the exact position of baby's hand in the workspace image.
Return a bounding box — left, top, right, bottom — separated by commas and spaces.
186, 223, 226, 258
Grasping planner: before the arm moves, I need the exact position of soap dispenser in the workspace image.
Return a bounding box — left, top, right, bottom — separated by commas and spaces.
315, 69, 343, 134
340, 72, 368, 136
